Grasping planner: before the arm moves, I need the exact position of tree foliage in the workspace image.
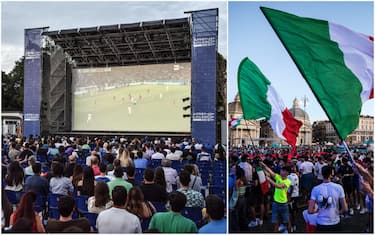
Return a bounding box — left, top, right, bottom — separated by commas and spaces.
2, 57, 24, 111
217, 52, 227, 119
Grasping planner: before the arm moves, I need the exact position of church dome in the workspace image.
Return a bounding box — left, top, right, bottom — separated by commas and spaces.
234, 93, 240, 102
289, 98, 310, 120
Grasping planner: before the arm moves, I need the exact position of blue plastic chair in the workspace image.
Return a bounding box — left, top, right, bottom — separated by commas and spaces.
181, 207, 203, 225
151, 201, 167, 212
75, 195, 89, 213
212, 176, 226, 185
151, 159, 162, 169
135, 168, 145, 183
47, 193, 65, 208
209, 185, 226, 200
83, 212, 98, 232
141, 217, 151, 232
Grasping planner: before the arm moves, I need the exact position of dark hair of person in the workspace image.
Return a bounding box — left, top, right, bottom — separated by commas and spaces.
58, 196, 75, 217
179, 170, 191, 186
235, 166, 246, 183
6, 161, 24, 186
12, 192, 37, 227
183, 164, 194, 174
99, 162, 107, 173
10, 217, 33, 233
113, 159, 121, 167
322, 165, 334, 179
2, 188, 13, 227
81, 167, 95, 197
112, 186, 127, 207
154, 167, 167, 189
205, 194, 224, 220
72, 164, 84, 186
31, 162, 42, 174
168, 191, 186, 212
137, 151, 143, 159
126, 187, 149, 218
94, 182, 111, 208
144, 168, 154, 182
52, 162, 64, 177
114, 166, 124, 178
126, 165, 135, 177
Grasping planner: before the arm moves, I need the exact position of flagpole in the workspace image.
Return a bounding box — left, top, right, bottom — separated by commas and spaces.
244, 119, 256, 147
341, 140, 359, 175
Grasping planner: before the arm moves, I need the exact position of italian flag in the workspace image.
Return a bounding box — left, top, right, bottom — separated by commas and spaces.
261, 7, 373, 140
256, 166, 270, 195
229, 116, 242, 129
238, 58, 303, 148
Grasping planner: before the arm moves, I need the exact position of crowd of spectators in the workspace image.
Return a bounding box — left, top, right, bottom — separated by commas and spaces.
229, 144, 373, 233
1, 135, 226, 233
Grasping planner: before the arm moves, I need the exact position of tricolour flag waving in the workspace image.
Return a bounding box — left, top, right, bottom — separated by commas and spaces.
229, 116, 243, 129
238, 57, 302, 149
261, 7, 373, 140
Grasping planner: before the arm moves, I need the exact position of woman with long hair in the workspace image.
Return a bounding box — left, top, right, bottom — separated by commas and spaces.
5, 161, 24, 192
126, 187, 156, 220
87, 182, 113, 214
118, 147, 133, 168
9, 192, 45, 233
70, 164, 84, 186
77, 167, 95, 197
154, 167, 167, 190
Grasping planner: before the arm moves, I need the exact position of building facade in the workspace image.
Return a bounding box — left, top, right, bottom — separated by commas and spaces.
228, 95, 313, 146
228, 94, 260, 146
312, 115, 373, 144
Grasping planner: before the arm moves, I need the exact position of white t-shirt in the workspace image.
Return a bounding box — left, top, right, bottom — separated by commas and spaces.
288, 173, 299, 198
315, 162, 327, 180
163, 167, 178, 193
300, 161, 314, 175
238, 162, 252, 183
97, 207, 141, 233
310, 182, 345, 226
151, 152, 165, 160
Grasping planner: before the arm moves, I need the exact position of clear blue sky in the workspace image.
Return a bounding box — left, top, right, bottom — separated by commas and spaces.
228, 1, 374, 122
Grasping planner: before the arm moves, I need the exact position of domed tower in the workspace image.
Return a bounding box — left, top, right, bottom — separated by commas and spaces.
228, 93, 261, 146
289, 98, 312, 145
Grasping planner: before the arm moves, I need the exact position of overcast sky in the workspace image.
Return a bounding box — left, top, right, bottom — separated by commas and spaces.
1, 1, 227, 73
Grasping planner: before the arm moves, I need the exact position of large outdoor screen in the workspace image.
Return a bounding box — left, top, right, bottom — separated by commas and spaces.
72, 63, 191, 132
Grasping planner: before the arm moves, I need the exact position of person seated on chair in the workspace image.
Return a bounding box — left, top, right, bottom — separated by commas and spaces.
46, 195, 90, 233
97, 186, 141, 233
177, 170, 204, 208
24, 162, 49, 200
148, 191, 197, 233
94, 163, 111, 183
199, 195, 227, 233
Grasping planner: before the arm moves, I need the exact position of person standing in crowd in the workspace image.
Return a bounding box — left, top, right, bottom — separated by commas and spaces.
24, 156, 36, 176
199, 195, 227, 233
97, 186, 141, 233
300, 156, 315, 200
148, 191, 197, 233
315, 156, 327, 185
288, 165, 300, 232
338, 157, 355, 216
239, 154, 252, 184
46, 196, 90, 232
260, 162, 291, 232
308, 165, 348, 232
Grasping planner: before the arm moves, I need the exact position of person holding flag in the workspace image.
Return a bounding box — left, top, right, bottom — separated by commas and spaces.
260, 161, 291, 232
